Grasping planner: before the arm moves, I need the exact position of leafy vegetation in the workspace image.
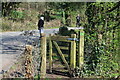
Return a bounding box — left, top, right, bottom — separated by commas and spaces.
82, 2, 120, 78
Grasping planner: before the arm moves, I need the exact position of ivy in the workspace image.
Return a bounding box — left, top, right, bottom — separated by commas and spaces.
83, 2, 119, 78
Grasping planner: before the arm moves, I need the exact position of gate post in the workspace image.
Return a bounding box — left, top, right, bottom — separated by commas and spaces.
78, 29, 84, 68
49, 34, 53, 73
40, 33, 46, 78
70, 34, 76, 70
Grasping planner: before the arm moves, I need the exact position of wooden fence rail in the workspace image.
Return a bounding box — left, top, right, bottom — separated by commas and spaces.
49, 34, 53, 73
53, 41, 71, 74
40, 34, 46, 78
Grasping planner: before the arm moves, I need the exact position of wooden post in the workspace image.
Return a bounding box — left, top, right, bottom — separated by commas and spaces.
49, 34, 52, 73
70, 34, 76, 69
24, 45, 33, 79
78, 29, 84, 68
63, 9, 66, 25
40, 34, 46, 78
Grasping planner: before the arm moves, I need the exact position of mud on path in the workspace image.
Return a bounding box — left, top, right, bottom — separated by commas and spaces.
3, 55, 70, 78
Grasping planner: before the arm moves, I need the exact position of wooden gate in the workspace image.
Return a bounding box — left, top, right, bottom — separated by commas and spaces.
48, 29, 84, 76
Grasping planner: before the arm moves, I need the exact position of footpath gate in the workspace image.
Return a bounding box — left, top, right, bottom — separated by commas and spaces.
40, 29, 84, 78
